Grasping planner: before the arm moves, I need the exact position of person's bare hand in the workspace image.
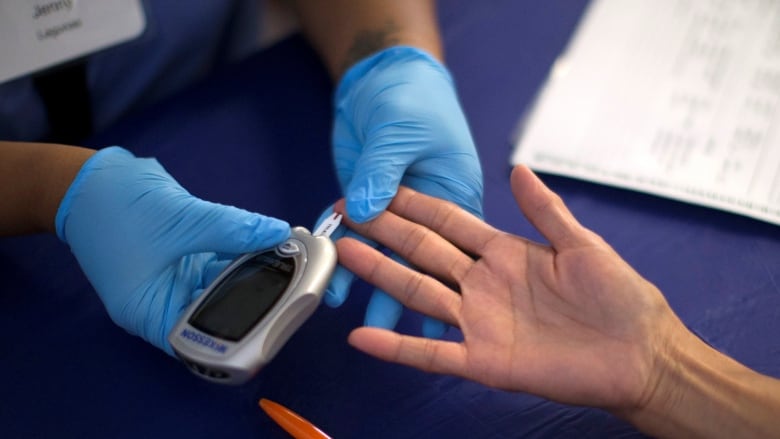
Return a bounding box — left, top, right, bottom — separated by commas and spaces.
335, 165, 684, 411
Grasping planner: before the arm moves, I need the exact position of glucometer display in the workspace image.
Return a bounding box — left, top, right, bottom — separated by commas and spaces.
170, 218, 341, 385
189, 252, 295, 341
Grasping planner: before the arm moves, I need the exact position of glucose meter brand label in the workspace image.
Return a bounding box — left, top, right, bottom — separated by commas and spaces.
179, 329, 228, 354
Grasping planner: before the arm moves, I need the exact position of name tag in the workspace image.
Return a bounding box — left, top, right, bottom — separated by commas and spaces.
0, 0, 146, 84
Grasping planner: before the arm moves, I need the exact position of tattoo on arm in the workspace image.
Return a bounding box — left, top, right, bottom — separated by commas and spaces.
341, 21, 400, 74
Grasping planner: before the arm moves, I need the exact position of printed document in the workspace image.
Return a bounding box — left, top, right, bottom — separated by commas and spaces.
512, 0, 780, 225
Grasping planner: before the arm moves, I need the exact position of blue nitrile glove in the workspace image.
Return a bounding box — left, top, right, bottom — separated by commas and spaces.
324, 46, 484, 337
56, 147, 290, 355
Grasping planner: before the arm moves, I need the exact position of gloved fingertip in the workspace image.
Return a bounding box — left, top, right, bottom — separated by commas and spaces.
323, 266, 355, 308
422, 318, 449, 339
246, 216, 290, 249
261, 217, 291, 240
182, 204, 291, 255
346, 197, 389, 223
323, 289, 341, 308
365, 290, 403, 330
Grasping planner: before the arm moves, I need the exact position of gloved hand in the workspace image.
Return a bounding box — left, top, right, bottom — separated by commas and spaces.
56, 147, 290, 355
324, 46, 484, 337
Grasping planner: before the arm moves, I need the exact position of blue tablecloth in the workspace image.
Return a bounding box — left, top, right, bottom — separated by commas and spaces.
2, 1, 778, 437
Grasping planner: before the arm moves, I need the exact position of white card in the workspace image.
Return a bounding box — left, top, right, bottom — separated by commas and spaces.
0, 0, 146, 84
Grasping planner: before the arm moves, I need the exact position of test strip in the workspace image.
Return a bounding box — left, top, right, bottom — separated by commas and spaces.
312, 212, 342, 238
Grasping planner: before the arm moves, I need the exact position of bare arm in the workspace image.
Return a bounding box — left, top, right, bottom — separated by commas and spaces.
625, 328, 780, 438
287, 0, 442, 79
335, 165, 780, 439
0, 141, 94, 235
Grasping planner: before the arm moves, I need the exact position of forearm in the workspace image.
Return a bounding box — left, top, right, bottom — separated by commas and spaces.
0, 141, 94, 235
623, 326, 780, 438
287, 0, 442, 79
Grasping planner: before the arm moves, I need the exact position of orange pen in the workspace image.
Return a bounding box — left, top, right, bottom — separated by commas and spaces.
259, 398, 332, 439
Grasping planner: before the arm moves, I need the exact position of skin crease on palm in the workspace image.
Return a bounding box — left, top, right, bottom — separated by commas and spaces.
333, 165, 683, 413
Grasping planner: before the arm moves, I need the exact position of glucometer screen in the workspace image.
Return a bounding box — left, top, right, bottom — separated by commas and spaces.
189, 252, 295, 341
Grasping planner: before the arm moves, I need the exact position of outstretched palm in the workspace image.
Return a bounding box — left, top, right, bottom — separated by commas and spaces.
337, 165, 679, 411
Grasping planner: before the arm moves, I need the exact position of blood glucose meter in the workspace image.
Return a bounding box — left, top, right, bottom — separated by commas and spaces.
168, 214, 341, 385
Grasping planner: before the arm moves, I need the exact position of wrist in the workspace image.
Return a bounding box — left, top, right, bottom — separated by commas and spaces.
335, 45, 451, 105
0, 141, 94, 235
339, 32, 442, 78
290, 0, 442, 79
47, 146, 95, 234
620, 319, 780, 438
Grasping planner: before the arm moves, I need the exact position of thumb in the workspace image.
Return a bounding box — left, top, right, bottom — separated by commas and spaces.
510, 165, 590, 250
345, 154, 409, 223
172, 198, 291, 255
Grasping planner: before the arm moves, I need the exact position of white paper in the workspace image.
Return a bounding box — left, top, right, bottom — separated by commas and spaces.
512, 0, 780, 226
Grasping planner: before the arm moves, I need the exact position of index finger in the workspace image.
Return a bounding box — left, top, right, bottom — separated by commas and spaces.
334, 195, 475, 289
386, 187, 501, 258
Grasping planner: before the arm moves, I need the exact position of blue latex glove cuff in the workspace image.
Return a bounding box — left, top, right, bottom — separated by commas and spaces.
55, 146, 124, 241
335, 46, 455, 108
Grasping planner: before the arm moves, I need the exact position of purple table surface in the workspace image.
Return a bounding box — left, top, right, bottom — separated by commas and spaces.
1, 1, 777, 438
